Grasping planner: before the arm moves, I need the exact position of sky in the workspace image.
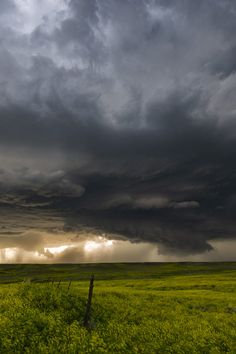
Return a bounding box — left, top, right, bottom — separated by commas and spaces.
0, 0, 236, 263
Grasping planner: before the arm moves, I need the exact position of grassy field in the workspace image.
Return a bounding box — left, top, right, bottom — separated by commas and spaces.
0, 263, 235, 353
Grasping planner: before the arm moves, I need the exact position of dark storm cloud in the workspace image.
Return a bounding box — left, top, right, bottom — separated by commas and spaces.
1, 0, 236, 257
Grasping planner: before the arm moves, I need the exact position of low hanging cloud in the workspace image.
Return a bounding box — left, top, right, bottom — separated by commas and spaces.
0, 0, 236, 259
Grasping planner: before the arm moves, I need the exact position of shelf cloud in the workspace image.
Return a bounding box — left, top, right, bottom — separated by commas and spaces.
0, 0, 236, 260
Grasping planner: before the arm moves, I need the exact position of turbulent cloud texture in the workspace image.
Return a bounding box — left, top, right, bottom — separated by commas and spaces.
1, 0, 236, 259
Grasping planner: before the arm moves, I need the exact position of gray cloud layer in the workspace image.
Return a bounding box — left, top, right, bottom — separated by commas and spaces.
1, 0, 236, 257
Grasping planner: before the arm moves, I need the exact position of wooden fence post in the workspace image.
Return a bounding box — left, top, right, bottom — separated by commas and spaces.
83, 275, 94, 328
67, 280, 71, 291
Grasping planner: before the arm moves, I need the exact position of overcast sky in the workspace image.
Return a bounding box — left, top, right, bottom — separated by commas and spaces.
0, 0, 236, 262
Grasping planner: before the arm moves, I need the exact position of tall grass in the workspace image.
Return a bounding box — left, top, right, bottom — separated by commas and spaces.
0, 266, 235, 353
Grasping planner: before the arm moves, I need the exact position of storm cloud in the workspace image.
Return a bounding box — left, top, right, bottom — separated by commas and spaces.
1, 0, 236, 259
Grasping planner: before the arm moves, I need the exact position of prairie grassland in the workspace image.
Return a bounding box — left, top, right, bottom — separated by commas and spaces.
0, 263, 235, 353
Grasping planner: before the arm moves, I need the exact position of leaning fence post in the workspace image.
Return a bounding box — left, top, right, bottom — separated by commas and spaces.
83, 275, 94, 328
67, 280, 71, 291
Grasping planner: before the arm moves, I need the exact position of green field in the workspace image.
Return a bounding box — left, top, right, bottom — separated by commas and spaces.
0, 263, 235, 353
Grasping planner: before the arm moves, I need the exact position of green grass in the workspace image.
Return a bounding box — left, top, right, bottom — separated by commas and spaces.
0, 263, 235, 353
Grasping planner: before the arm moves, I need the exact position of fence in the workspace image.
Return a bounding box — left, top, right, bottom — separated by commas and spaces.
22, 274, 95, 328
